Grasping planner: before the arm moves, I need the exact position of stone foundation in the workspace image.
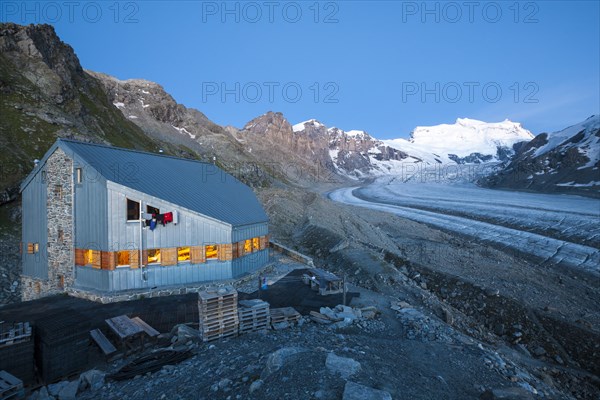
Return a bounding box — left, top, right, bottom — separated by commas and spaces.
66, 262, 275, 304
21, 275, 64, 301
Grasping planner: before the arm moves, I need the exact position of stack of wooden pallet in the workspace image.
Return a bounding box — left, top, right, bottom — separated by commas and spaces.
0, 370, 24, 400
238, 300, 270, 334
198, 287, 239, 342
0, 322, 34, 385
270, 307, 301, 329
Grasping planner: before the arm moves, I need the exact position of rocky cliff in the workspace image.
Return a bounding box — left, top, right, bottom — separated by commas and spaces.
0, 23, 168, 202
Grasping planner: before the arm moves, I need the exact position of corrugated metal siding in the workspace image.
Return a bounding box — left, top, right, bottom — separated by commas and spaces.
232, 223, 269, 242
107, 183, 231, 251
232, 249, 270, 278
73, 156, 108, 250
60, 140, 268, 226
75, 261, 234, 292
22, 170, 48, 278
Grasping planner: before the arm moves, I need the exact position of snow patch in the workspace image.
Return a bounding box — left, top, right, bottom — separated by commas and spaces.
113, 102, 125, 108
172, 125, 196, 139
293, 119, 324, 132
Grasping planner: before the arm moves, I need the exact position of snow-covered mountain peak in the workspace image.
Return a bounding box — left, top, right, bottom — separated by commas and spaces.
292, 119, 325, 132
408, 118, 534, 159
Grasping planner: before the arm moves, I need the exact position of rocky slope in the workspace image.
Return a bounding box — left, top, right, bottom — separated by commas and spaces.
87, 72, 274, 187
481, 115, 600, 197
0, 23, 177, 201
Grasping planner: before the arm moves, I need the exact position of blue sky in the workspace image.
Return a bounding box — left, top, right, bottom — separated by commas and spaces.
2, 1, 599, 138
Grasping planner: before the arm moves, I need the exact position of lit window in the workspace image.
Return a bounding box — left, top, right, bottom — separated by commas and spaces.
244, 239, 252, 254
76, 168, 83, 184
205, 245, 218, 260
127, 199, 140, 221
147, 249, 161, 264
252, 237, 260, 251
178, 247, 190, 262
117, 251, 130, 266
85, 249, 98, 265
27, 243, 38, 254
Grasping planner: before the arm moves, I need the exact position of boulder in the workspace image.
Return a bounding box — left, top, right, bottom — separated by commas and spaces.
57, 380, 79, 400
78, 369, 105, 392
47, 381, 68, 397
249, 379, 264, 393
342, 381, 392, 400
325, 353, 361, 379
261, 347, 307, 378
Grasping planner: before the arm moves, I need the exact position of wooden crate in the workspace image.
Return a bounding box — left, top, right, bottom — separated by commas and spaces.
0, 370, 24, 400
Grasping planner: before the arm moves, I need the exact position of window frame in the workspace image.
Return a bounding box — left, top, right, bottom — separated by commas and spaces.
126, 198, 141, 222
75, 168, 83, 184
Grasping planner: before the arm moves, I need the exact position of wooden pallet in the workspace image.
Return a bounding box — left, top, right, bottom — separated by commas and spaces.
198, 287, 238, 302
198, 287, 239, 342
201, 329, 238, 342
0, 322, 32, 348
239, 321, 269, 328
237, 299, 270, 334
198, 317, 239, 332
270, 307, 301, 325
0, 370, 24, 400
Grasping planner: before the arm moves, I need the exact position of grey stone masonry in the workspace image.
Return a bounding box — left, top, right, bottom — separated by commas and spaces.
21, 148, 74, 301
46, 147, 74, 290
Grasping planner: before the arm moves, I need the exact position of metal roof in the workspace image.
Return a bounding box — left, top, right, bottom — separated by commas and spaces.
43, 139, 268, 226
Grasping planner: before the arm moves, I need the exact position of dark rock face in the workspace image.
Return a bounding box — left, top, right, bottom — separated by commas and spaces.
480, 116, 600, 198
0, 23, 161, 194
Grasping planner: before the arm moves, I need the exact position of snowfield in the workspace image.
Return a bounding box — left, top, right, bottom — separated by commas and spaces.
329, 179, 600, 277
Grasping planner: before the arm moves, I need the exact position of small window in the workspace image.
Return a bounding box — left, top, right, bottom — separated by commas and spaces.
147, 205, 160, 216
252, 237, 260, 251
117, 251, 130, 266
205, 245, 218, 260
76, 168, 83, 184
147, 249, 161, 264
145, 205, 160, 225
85, 249, 94, 265
244, 239, 252, 254
178, 247, 190, 262
34, 243, 39, 253
54, 185, 62, 200
41, 170, 47, 184
127, 199, 140, 221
